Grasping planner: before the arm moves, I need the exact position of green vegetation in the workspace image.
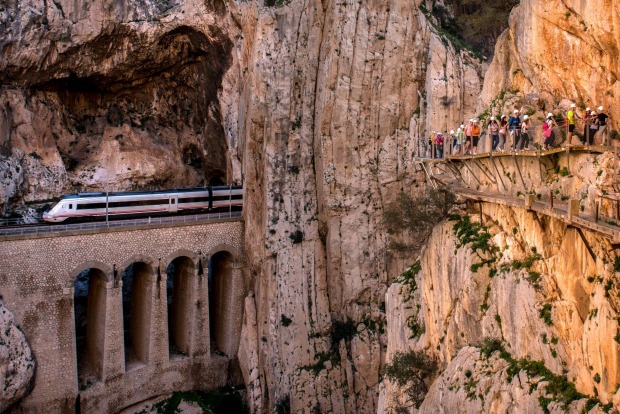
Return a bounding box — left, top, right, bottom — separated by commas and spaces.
154, 389, 247, 414
452, 214, 500, 274
383, 188, 456, 253
289, 230, 304, 244
421, 0, 520, 59
280, 314, 293, 327
383, 350, 438, 409
479, 338, 611, 413
539, 303, 554, 326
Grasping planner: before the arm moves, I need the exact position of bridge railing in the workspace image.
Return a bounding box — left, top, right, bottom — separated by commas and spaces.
0, 210, 243, 237
412, 117, 611, 161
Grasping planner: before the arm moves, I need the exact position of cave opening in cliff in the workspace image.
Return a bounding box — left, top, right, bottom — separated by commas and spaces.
208, 251, 234, 356
23, 24, 233, 192
121, 262, 153, 370
73, 268, 107, 387
166, 256, 195, 358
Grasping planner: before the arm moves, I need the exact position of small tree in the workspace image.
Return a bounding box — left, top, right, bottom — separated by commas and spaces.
384, 350, 438, 409
383, 188, 456, 252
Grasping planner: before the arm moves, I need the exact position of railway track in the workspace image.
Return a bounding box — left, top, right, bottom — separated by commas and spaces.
0, 210, 242, 237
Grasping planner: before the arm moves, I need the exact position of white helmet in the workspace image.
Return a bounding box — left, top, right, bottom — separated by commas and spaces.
586, 107, 591, 112
570, 103, 577, 108
514, 109, 519, 114
457, 127, 462, 132
460, 124, 465, 128
524, 115, 529, 120
591, 111, 597, 115
547, 113, 554, 118
598, 106, 604, 111
432, 130, 436, 133
450, 130, 455, 134
474, 119, 479, 123
491, 116, 496, 121
469, 118, 474, 122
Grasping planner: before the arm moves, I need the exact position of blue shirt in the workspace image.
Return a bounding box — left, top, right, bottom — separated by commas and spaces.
509, 116, 522, 131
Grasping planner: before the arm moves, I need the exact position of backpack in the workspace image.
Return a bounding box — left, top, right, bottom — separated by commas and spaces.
543, 123, 552, 138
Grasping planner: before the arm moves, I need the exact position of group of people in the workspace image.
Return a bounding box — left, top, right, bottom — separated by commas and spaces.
427, 104, 611, 158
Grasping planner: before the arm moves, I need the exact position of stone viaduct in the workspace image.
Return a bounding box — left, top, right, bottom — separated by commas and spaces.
0, 218, 246, 413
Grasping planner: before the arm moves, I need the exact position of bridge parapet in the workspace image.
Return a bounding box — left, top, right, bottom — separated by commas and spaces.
0, 219, 245, 413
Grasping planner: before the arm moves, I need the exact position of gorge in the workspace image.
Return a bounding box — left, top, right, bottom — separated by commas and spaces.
2, 0, 620, 413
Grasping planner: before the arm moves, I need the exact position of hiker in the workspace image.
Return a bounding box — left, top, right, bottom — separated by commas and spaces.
498, 115, 508, 151
567, 103, 577, 144
509, 109, 522, 150
456, 125, 465, 155
595, 106, 610, 145
543, 113, 556, 149
434, 132, 444, 158
520, 115, 531, 150
429, 131, 435, 157
464, 120, 473, 155
472, 119, 481, 155
488, 116, 500, 151
450, 130, 457, 155
588, 111, 599, 145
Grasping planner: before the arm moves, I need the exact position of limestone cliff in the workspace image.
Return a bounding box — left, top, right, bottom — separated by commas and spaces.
381, 202, 620, 412
232, 0, 485, 411
480, 0, 620, 127
0, 0, 235, 214
0, 299, 35, 412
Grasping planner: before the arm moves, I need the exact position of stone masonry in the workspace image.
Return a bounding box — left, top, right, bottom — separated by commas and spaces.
0, 219, 245, 413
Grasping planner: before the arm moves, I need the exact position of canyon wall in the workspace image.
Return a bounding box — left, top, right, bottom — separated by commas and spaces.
0, 0, 236, 214
232, 0, 485, 411
480, 0, 620, 126
0, 299, 35, 412
0, 0, 485, 411
382, 202, 620, 413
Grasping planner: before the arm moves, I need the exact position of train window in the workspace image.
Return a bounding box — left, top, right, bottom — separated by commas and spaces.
68, 204, 73, 209
178, 196, 209, 203
77, 203, 107, 210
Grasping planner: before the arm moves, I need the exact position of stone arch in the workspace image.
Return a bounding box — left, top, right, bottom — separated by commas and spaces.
166, 256, 196, 358
121, 260, 154, 370
118, 255, 158, 276
73, 267, 107, 387
204, 243, 242, 262
208, 250, 240, 356
67, 261, 114, 288
162, 249, 199, 271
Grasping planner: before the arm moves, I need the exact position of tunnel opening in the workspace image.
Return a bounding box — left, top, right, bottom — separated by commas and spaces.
73, 268, 107, 388
208, 251, 235, 356
17, 24, 234, 192
121, 262, 153, 370
166, 257, 195, 358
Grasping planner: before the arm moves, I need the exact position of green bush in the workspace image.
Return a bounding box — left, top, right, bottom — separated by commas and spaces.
383, 188, 456, 253
384, 351, 438, 408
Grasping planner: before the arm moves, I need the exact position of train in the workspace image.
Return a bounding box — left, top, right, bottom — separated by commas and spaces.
42, 185, 243, 223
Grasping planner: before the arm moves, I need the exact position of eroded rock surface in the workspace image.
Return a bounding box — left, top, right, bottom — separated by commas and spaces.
480, 0, 620, 126
0, 299, 35, 412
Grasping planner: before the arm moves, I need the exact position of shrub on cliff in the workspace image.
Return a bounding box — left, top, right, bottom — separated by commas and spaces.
383, 188, 456, 253
383, 350, 438, 409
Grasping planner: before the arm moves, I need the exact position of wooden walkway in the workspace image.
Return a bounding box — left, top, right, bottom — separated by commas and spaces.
418, 145, 620, 244
444, 183, 620, 244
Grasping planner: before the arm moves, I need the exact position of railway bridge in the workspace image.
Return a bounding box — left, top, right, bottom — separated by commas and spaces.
0, 215, 245, 413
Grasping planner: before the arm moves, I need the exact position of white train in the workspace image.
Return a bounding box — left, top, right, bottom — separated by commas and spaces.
42, 185, 243, 223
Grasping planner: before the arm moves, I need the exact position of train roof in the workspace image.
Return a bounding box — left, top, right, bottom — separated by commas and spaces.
60, 185, 242, 200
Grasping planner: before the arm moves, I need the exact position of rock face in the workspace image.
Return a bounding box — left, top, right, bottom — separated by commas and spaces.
0, 299, 35, 412
0, 0, 235, 213
479, 0, 620, 126
381, 203, 620, 412
232, 0, 484, 411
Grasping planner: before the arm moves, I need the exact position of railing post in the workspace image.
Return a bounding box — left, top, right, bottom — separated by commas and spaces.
595, 201, 599, 223
568, 198, 580, 220
549, 190, 554, 209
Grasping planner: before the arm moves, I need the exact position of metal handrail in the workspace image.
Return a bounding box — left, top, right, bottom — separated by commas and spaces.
0, 210, 243, 237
